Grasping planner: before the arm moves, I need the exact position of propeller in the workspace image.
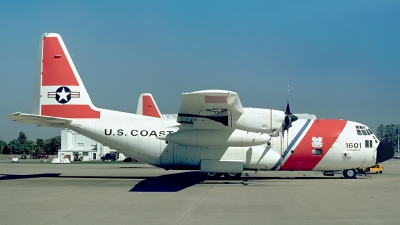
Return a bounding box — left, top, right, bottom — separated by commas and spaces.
283, 102, 298, 132
283, 85, 298, 132
282, 86, 298, 149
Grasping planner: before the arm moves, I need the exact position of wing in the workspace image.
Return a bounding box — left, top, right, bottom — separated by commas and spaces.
177, 90, 244, 129
7, 112, 72, 127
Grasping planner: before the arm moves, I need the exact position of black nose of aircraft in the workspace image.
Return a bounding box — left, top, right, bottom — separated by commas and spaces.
376, 140, 394, 163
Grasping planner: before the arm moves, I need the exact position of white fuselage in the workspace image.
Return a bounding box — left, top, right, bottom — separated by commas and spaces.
65, 110, 377, 172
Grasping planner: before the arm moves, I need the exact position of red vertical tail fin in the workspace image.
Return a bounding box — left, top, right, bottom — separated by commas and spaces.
136, 93, 162, 118
33, 33, 100, 119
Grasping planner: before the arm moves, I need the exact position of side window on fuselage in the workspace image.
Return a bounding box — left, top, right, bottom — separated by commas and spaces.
312, 149, 322, 155
365, 140, 373, 148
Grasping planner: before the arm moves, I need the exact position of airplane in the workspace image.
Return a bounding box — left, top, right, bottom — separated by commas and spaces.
8, 33, 394, 180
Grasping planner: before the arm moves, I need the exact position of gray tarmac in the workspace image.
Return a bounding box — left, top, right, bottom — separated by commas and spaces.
1, 159, 400, 225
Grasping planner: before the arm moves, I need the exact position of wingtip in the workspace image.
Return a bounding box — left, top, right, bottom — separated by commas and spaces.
7, 112, 21, 118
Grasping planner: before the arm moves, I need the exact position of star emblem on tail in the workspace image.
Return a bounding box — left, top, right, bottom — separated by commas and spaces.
48, 86, 80, 104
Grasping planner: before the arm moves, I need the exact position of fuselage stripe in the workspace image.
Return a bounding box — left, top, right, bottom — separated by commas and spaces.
271, 119, 311, 170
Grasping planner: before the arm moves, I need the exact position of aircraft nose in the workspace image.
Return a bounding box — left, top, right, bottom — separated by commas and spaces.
376, 140, 394, 163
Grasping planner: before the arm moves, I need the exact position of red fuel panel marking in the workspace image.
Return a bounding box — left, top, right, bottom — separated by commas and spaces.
280, 119, 347, 171
142, 95, 161, 118
41, 105, 100, 118
42, 37, 79, 86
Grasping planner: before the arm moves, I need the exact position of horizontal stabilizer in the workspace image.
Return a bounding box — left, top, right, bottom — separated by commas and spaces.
7, 112, 72, 127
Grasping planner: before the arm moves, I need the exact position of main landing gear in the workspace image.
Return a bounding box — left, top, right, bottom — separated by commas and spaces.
342, 169, 357, 179
204, 172, 242, 180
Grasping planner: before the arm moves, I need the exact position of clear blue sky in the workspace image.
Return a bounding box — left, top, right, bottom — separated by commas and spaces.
1, 1, 400, 141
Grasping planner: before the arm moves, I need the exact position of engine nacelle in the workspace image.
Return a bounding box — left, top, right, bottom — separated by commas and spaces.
232, 108, 285, 134
158, 129, 270, 147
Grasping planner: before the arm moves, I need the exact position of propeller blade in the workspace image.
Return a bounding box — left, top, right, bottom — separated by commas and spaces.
286, 103, 291, 115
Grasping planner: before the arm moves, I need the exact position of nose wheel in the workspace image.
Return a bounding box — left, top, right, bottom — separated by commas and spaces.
343, 169, 357, 179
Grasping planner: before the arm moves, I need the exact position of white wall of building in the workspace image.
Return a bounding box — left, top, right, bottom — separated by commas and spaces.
59, 129, 125, 161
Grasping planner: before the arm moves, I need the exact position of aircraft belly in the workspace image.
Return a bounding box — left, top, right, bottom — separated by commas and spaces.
166, 145, 284, 171
313, 148, 375, 170
171, 146, 244, 165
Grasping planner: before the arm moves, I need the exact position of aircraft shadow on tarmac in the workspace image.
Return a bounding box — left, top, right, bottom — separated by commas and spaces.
130, 171, 206, 192
0, 173, 62, 180
0, 172, 348, 192
129, 172, 345, 192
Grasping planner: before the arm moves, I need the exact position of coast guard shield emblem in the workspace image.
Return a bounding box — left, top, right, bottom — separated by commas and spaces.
312, 137, 323, 148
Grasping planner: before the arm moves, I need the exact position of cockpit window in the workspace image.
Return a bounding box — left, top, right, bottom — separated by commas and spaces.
356, 126, 371, 135
365, 140, 373, 148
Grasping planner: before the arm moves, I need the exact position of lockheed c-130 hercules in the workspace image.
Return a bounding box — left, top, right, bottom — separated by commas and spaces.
8, 33, 394, 179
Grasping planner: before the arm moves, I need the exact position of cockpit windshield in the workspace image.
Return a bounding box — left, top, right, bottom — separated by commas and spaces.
356, 125, 379, 143
356, 126, 371, 136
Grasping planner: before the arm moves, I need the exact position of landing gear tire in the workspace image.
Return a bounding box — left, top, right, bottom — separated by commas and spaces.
343, 169, 357, 179
205, 172, 222, 179
223, 173, 242, 180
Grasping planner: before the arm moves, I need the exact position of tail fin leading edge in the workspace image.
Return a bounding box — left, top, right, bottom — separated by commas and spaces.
33, 33, 100, 119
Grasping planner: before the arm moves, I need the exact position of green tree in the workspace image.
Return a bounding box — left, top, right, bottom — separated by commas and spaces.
17, 131, 30, 154
36, 138, 45, 154
5, 132, 35, 154
376, 124, 400, 153
44, 136, 61, 155
376, 124, 385, 140
26, 140, 36, 154
7, 139, 19, 154
2, 144, 10, 154
0, 139, 6, 154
